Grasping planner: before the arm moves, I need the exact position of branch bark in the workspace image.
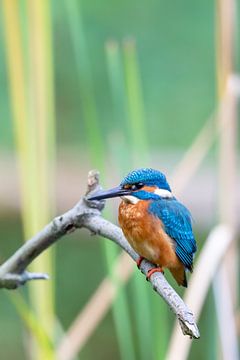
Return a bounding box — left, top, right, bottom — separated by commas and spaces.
0, 170, 200, 339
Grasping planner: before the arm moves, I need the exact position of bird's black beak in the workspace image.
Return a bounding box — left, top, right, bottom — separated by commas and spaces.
88, 186, 131, 200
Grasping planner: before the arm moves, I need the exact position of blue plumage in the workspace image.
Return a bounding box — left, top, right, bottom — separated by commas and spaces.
120, 168, 196, 270
149, 199, 197, 270
121, 168, 171, 192
89, 167, 197, 285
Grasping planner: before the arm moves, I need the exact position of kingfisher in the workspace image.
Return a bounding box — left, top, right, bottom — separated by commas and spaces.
88, 168, 197, 287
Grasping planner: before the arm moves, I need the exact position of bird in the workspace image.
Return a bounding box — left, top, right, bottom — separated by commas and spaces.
88, 168, 197, 287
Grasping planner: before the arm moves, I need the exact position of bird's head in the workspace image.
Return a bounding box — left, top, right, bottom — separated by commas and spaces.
88, 168, 173, 204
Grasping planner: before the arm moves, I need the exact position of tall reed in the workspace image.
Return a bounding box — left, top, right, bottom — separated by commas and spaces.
122, 38, 158, 360
2, 1, 56, 359
26, 1, 56, 359
106, 37, 163, 360
64, 1, 136, 359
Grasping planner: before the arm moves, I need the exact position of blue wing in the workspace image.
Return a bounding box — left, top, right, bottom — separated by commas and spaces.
148, 199, 197, 270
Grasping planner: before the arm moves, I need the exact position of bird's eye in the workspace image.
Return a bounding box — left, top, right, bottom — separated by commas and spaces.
123, 183, 144, 191
131, 182, 144, 191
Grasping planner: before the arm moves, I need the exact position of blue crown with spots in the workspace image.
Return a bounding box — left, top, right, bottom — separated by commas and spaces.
120, 168, 171, 191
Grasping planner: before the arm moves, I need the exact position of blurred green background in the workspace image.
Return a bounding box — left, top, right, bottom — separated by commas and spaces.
0, 0, 216, 151
0, 0, 239, 359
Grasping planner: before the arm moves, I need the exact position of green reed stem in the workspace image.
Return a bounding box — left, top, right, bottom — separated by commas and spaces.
64, 2, 136, 359
123, 38, 162, 360
1, 1, 55, 359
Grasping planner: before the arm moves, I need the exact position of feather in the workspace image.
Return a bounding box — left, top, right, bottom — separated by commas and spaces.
148, 199, 197, 270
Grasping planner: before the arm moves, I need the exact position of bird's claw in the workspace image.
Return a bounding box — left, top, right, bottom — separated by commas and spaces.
146, 267, 164, 281
136, 256, 145, 268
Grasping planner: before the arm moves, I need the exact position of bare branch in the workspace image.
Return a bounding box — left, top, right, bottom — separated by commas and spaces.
166, 225, 235, 359
0, 170, 200, 339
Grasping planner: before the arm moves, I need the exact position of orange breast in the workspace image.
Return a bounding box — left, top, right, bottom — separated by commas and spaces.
118, 200, 180, 269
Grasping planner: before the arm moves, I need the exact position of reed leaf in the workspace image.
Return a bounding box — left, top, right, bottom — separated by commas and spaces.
106, 38, 155, 360
64, 2, 136, 359
2, 1, 56, 358
105, 40, 137, 360
26, 1, 56, 359
63, 0, 104, 170
122, 39, 152, 359
8, 292, 54, 353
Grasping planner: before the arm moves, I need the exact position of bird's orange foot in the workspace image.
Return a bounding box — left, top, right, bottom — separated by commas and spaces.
136, 256, 145, 268
146, 267, 164, 281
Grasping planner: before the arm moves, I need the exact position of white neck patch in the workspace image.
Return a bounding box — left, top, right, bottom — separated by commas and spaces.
121, 195, 140, 204
154, 188, 173, 198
